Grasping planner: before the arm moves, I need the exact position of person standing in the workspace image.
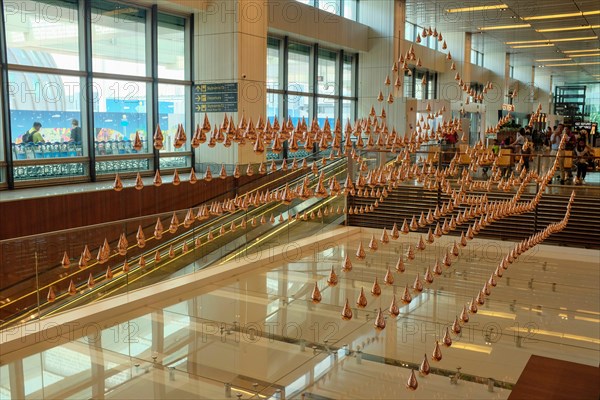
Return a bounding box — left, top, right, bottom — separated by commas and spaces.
70, 119, 82, 143
550, 124, 565, 184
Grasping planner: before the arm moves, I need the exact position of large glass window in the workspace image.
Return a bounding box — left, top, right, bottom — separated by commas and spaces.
297, 0, 357, 20
318, 0, 341, 15
318, 49, 337, 95
267, 37, 281, 90
267, 36, 357, 158
4, 0, 80, 71
288, 43, 311, 93
93, 78, 148, 156
91, 2, 147, 77
2, 0, 191, 186
158, 14, 186, 80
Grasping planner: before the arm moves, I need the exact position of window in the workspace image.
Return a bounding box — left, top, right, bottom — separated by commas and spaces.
288, 42, 311, 93
407, 22, 439, 51
4, 0, 80, 71
266, 36, 358, 158
267, 37, 282, 90
2, 0, 191, 186
91, 2, 147, 77
92, 78, 149, 173
403, 69, 437, 100
471, 34, 484, 67
471, 49, 484, 67
318, 49, 337, 95
405, 21, 416, 42
296, 0, 357, 20
158, 14, 186, 80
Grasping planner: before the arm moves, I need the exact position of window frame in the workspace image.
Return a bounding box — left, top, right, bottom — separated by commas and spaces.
0, 0, 192, 187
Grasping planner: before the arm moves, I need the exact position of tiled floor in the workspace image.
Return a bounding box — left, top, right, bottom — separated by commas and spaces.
1, 226, 598, 399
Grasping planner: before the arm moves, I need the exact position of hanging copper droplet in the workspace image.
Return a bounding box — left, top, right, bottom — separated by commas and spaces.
61, 251, 70, 268
374, 308, 386, 331
384, 266, 394, 285
113, 173, 123, 192
311, 282, 322, 304
488, 274, 497, 287
68, 280, 77, 295
341, 298, 353, 320
136, 225, 146, 248
139, 254, 146, 269
380, 227, 390, 244
469, 297, 478, 313
371, 277, 382, 297
135, 172, 144, 190
342, 254, 353, 272
356, 241, 366, 260
153, 169, 162, 187
419, 353, 430, 376
87, 273, 95, 289
401, 284, 412, 304
327, 266, 338, 286
413, 273, 423, 292
356, 287, 368, 308
442, 327, 452, 347
406, 369, 419, 390
105, 266, 113, 280
395, 255, 405, 273
460, 304, 470, 323
389, 294, 400, 317
122, 260, 130, 273
452, 316, 462, 334
476, 290, 485, 305
47, 286, 56, 302
431, 341, 443, 362
424, 266, 434, 284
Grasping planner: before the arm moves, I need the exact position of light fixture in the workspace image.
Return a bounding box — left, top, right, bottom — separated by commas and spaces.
570, 53, 600, 58
511, 44, 555, 49
522, 10, 600, 20
537, 25, 600, 33
446, 4, 508, 13
479, 24, 530, 31
564, 48, 600, 53
535, 58, 572, 62
545, 61, 600, 66
506, 36, 598, 44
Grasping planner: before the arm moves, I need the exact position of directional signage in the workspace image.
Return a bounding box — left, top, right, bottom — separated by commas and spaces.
195, 103, 238, 113
193, 82, 238, 113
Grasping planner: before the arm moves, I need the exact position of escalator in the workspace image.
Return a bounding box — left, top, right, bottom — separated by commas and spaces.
0, 154, 348, 330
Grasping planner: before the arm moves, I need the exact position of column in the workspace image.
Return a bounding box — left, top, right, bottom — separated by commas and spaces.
194, 1, 268, 166
358, 0, 406, 134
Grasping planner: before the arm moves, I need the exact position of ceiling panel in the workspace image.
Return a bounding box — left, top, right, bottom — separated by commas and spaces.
404, 0, 600, 83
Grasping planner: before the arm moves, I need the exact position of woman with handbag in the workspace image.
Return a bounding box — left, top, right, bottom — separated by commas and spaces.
574, 139, 592, 185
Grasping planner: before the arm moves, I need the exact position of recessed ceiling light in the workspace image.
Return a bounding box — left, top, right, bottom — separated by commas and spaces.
537, 25, 600, 33
506, 36, 598, 45
522, 10, 600, 20
446, 4, 508, 13
511, 44, 555, 49
544, 63, 576, 66
570, 53, 600, 58
535, 58, 573, 62
479, 24, 531, 31
564, 49, 600, 53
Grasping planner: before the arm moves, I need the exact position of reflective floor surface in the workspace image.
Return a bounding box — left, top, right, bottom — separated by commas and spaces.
1, 227, 598, 399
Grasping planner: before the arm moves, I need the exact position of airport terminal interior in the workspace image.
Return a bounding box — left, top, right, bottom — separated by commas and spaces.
0, 0, 599, 399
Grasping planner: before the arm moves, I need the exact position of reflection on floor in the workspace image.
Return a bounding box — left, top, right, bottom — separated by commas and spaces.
1, 227, 598, 399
